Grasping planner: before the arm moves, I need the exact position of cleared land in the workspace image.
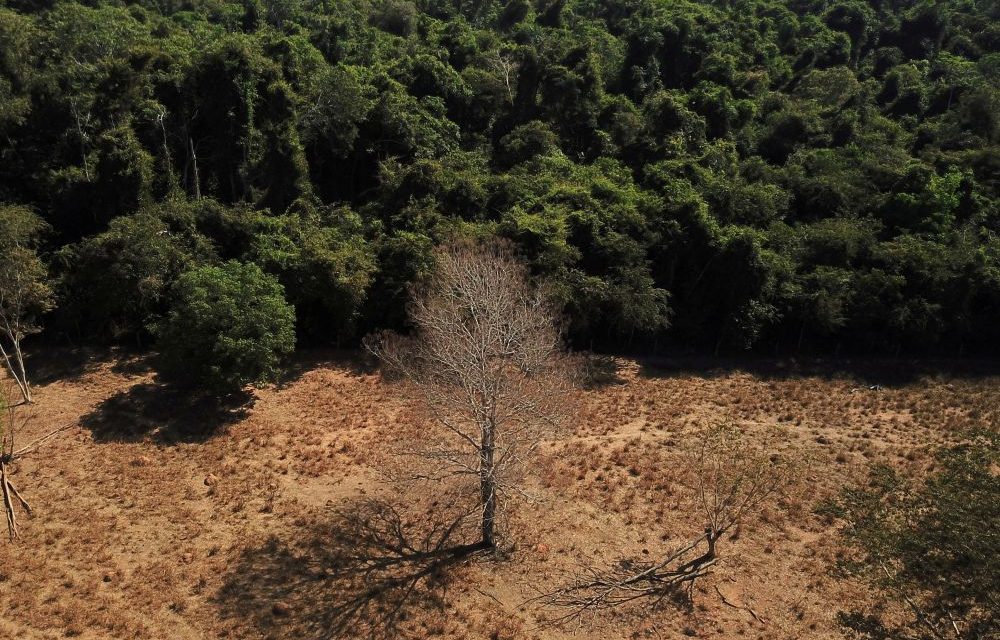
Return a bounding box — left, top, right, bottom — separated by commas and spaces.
1, 349, 997, 639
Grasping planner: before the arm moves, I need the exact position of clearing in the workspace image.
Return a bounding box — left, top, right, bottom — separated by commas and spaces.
1, 349, 996, 639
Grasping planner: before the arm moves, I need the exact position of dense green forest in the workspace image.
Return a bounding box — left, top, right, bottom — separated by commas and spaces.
1, 0, 998, 354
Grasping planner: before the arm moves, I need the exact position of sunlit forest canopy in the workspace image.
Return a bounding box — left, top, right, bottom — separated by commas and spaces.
1, 0, 998, 353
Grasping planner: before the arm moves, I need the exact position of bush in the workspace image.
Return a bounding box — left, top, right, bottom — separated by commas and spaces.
371, 0, 417, 36
156, 261, 295, 394
219, 203, 376, 344
824, 431, 999, 639
54, 201, 215, 343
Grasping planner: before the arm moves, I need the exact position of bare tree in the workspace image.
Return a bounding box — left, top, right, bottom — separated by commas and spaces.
0, 206, 54, 405
490, 51, 519, 105
366, 239, 575, 550
0, 378, 72, 540
0, 380, 33, 539
538, 424, 800, 622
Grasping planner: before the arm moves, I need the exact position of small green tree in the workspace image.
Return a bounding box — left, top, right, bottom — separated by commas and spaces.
825, 432, 999, 640
156, 261, 295, 395
0, 205, 54, 404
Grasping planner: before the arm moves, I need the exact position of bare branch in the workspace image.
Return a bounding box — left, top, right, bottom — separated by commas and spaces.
534, 424, 801, 625
366, 238, 577, 549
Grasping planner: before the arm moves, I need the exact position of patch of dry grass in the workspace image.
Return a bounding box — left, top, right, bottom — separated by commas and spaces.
0, 349, 996, 639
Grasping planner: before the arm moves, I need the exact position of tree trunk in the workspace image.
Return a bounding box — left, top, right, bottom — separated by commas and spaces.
0, 339, 31, 404
12, 340, 31, 404
158, 112, 174, 188
705, 528, 719, 561
480, 421, 497, 549
70, 99, 91, 182
189, 137, 201, 200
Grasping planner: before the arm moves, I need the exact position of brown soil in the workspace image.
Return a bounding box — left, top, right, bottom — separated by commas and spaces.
1, 349, 997, 639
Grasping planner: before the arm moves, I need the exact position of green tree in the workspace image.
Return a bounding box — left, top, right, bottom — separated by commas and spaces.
496, 155, 669, 342
156, 260, 296, 394
825, 432, 999, 640
236, 203, 377, 343
0, 204, 54, 403
0, 0, 997, 355
55, 201, 215, 343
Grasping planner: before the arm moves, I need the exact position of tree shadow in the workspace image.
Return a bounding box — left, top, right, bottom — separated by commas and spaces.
27, 346, 106, 384
274, 348, 380, 389
637, 355, 1000, 388
26, 345, 154, 385
581, 353, 627, 389
216, 499, 486, 639
79, 379, 252, 444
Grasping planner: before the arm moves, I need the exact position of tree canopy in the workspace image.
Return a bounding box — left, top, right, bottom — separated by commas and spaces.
155, 260, 295, 394
0, 0, 997, 353
826, 431, 999, 639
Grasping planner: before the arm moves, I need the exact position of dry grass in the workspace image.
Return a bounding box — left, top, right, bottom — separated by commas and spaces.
0, 349, 996, 639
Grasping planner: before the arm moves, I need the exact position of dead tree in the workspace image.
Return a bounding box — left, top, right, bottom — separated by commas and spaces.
366, 239, 575, 550
490, 51, 519, 104
538, 425, 799, 622
0, 380, 32, 539
0, 379, 70, 540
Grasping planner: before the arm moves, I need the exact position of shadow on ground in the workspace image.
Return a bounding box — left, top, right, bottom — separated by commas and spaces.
635, 355, 1000, 388
28, 346, 154, 384
275, 348, 379, 389
581, 354, 629, 389
216, 499, 486, 639
79, 379, 252, 444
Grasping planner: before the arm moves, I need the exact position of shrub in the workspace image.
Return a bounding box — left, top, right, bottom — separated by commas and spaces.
824, 431, 999, 639
156, 261, 295, 394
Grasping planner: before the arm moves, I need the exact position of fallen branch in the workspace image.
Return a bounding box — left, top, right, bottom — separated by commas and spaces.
1, 461, 20, 539
533, 425, 802, 627
13, 422, 75, 458
531, 530, 721, 626
1, 395, 71, 540
715, 584, 764, 623
6, 475, 30, 514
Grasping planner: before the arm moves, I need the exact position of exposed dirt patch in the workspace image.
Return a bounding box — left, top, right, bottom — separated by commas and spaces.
1, 349, 996, 639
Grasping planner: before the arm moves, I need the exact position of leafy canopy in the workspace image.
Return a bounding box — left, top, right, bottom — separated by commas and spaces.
156, 260, 296, 394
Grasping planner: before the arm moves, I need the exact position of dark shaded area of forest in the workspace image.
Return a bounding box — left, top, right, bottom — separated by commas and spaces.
1, 0, 998, 354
